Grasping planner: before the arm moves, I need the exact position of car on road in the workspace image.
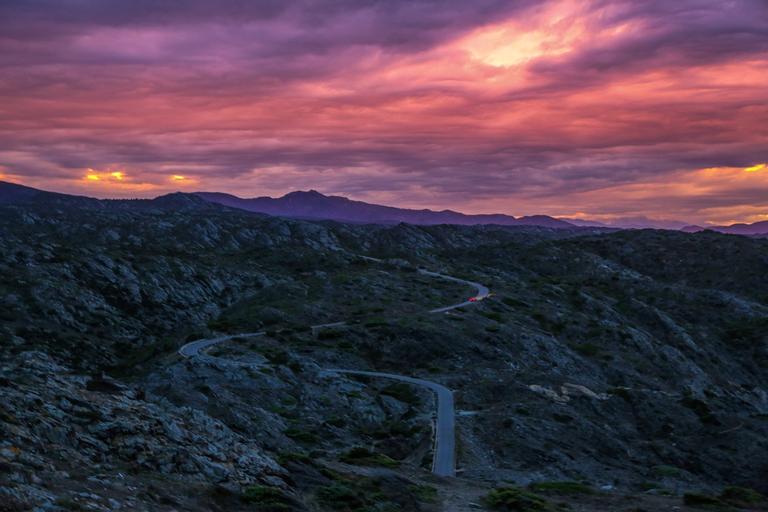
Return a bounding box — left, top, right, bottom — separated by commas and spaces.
468, 297, 478, 302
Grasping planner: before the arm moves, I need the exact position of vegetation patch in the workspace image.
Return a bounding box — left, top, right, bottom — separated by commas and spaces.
720, 486, 765, 506
408, 484, 438, 503
529, 481, 594, 495
277, 451, 314, 466
316, 483, 369, 511
284, 427, 320, 444
679, 397, 719, 425
380, 382, 421, 406
652, 465, 682, 477
502, 297, 530, 308
683, 492, 724, 508
339, 447, 400, 468
241, 485, 294, 511
314, 476, 402, 512
572, 343, 600, 357
482, 311, 504, 322
609, 387, 632, 402
484, 486, 551, 511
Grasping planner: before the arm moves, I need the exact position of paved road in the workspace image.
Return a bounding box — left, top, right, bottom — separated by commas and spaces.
324, 369, 456, 477
178, 332, 264, 358
418, 269, 490, 313
178, 258, 489, 478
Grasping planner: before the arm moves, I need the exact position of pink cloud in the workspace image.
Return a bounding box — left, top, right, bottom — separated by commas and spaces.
0, 0, 766, 223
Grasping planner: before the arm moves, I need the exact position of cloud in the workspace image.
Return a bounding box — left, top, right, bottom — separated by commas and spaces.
0, 0, 766, 222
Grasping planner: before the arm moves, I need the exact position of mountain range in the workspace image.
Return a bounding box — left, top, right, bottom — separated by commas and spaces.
682, 220, 768, 236
2, 180, 767, 234
195, 190, 574, 228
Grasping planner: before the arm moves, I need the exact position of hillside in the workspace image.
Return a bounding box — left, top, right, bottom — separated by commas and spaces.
1, 191, 767, 511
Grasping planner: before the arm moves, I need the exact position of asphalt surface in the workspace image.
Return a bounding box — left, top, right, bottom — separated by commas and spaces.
324, 369, 456, 477
418, 268, 490, 313
178, 259, 489, 478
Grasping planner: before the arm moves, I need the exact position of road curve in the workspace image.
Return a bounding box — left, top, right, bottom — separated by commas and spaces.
178, 331, 264, 358
418, 269, 490, 313
178, 258, 489, 478
324, 369, 456, 477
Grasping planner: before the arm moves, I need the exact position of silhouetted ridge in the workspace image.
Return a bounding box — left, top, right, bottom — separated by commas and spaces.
195, 190, 573, 228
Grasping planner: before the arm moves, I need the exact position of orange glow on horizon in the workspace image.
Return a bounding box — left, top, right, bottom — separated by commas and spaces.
83, 168, 128, 183
745, 163, 766, 173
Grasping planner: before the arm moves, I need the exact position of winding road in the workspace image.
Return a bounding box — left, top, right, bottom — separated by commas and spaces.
178, 258, 490, 478
324, 369, 456, 477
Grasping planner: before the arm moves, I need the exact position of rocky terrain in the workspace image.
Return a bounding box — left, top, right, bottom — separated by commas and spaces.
1, 186, 767, 511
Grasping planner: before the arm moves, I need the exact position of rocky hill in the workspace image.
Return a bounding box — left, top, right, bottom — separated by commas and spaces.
1, 193, 767, 511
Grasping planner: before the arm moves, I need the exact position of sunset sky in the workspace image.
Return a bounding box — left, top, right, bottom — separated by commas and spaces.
1, 0, 767, 225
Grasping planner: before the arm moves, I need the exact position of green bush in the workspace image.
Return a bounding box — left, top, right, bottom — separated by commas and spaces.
529, 481, 594, 495
502, 297, 529, 308
609, 387, 632, 401
683, 493, 723, 507
409, 484, 438, 503
573, 343, 600, 357
325, 415, 347, 428
318, 329, 343, 340
652, 465, 682, 477
316, 483, 368, 511
364, 318, 388, 328
261, 348, 290, 365
340, 447, 399, 468
679, 397, 718, 425
482, 311, 504, 322
720, 486, 764, 505
284, 428, 319, 444
485, 487, 550, 511
276, 451, 314, 466
380, 382, 421, 406
241, 485, 293, 511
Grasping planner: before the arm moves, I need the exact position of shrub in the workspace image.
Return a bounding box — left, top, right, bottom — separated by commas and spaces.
284, 428, 319, 444
529, 481, 594, 495
652, 465, 682, 477
679, 397, 718, 425
316, 483, 367, 511
261, 348, 290, 365
325, 416, 347, 428
380, 382, 421, 406
573, 343, 600, 357
683, 493, 723, 507
720, 486, 764, 505
409, 484, 438, 503
482, 311, 504, 322
484, 487, 550, 511
502, 297, 529, 308
54, 499, 86, 511
609, 387, 632, 402
277, 451, 313, 466
340, 447, 399, 468
318, 329, 343, 340
241, 485, 293, 511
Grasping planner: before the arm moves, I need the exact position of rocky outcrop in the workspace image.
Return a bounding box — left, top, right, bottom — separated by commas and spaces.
0, 351, 284, 510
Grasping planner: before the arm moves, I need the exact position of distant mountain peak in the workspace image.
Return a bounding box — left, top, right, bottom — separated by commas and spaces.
285, 189, 325, 198
194, 189, 573, 228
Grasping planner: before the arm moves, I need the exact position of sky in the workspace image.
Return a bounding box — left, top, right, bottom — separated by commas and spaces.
0, 0, 767, 226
